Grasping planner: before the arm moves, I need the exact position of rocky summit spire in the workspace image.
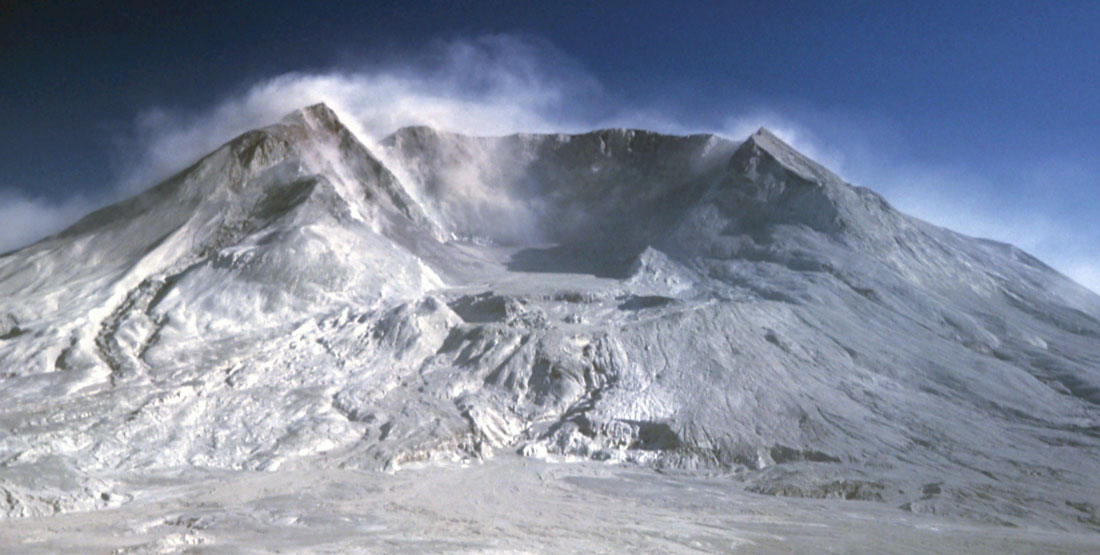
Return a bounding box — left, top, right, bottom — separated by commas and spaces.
730, 126, 843, 187
281, 102, 345, 136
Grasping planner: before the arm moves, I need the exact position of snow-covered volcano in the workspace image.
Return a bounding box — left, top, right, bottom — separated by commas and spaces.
2, 104, 1099, 540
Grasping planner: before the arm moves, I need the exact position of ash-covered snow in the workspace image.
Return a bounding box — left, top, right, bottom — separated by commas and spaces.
1, 103, 1099, 550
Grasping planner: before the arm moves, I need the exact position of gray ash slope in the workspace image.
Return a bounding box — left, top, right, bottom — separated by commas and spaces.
2, 103, 1099, 530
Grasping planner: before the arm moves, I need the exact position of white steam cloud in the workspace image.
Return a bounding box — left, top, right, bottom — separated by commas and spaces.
1, 34, 1096, 294
115, 35, 599, 194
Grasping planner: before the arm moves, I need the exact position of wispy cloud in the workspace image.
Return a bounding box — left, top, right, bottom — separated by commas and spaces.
113, 35, 601, 195
0, 190, 97, 254
4, 35, 599, 251
1065, 258, 1100, 295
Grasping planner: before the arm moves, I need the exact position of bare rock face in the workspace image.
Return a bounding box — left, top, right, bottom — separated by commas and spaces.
1, 103, 1099, 535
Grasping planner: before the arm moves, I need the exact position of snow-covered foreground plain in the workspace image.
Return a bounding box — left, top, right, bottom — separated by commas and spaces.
2, 103, 1099, 551
4, 455, 1098, 554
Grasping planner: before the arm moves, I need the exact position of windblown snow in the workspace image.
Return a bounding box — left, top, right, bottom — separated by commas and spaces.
2, 104, 1099, 550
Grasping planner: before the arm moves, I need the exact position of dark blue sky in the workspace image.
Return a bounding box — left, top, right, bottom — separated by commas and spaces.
2, 1, 1098, 288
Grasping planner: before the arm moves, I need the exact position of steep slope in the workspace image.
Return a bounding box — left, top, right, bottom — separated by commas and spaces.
1, 109, 1099, 532
0, 105, 452, 509
0, 103, 439, 378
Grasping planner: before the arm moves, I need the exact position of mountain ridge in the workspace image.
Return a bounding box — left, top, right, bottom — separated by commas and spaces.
1, 104, 1099, 531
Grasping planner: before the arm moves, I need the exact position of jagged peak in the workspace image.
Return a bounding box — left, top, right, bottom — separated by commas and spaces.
735, 127, 842, 186
282, 102, 338, 125
213, 103, 350, 167
302, 101, 338, 119
274, 102, 347, 140
752, 126, 777, 138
